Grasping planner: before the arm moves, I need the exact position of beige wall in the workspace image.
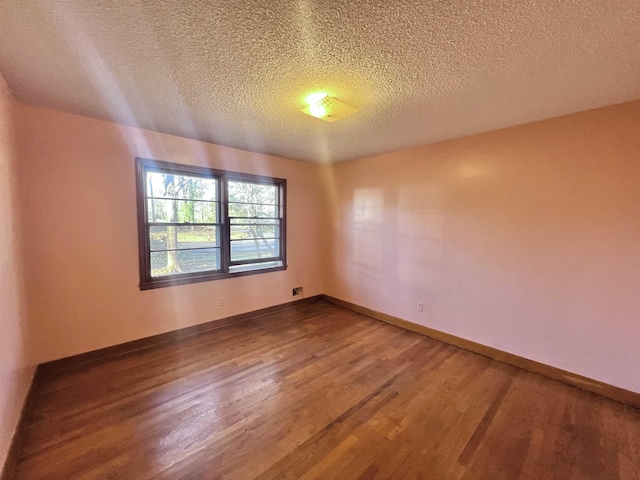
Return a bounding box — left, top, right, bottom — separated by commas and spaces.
14, 104, 326, 364
0, 76, 34, 468
325, 101, 640, 393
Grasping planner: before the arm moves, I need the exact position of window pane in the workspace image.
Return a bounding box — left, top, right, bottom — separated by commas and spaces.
230, 218, 278, 225
146, 172, 217, 201
193, 202, 219, 223
231, 239, 279, 262
230, 224, 278, 240
138, 157, 286, 288
149, 226, 219, 251
228, 202, 278, 219
148, 199, 218, 223
150, 248, 220, 277
229, 261, 283, 273
228, 181, 277, 205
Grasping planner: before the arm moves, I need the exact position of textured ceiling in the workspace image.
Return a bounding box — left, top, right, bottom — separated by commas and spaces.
1, 0, 639, 163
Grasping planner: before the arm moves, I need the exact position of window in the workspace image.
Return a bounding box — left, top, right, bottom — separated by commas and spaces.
135, 158, 286, 289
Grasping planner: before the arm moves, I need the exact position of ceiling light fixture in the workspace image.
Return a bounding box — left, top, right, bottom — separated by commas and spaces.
301, 93, 358, 122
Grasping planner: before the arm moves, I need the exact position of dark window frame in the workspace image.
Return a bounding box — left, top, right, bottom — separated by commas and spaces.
135, 157, 287, 290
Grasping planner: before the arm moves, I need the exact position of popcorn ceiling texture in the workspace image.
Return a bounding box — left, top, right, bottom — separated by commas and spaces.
0, 0, 639, 163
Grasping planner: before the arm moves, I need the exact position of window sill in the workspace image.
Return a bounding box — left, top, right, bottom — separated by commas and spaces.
139, 264, 287, 290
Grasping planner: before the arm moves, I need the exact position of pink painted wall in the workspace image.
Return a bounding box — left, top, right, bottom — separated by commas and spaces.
325, 101, 640, 393
14, 104, 326, 364
6, 93, 640, 465
0, 75, 34, 469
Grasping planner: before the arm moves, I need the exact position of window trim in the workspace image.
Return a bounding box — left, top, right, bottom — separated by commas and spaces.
135, 157, 287, 290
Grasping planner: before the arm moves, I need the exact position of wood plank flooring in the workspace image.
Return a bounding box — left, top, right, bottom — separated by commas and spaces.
12, 300, 640, 479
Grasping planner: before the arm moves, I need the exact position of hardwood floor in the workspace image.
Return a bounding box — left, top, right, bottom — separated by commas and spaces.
12, 300, 640, 479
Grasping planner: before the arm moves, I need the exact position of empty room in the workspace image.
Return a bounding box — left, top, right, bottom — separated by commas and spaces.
1, 1, 639, 478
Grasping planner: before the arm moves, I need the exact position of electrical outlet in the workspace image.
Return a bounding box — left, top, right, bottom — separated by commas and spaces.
292, 287, 303, 296
219, 298, 225, 307
417, 302, 423, 312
